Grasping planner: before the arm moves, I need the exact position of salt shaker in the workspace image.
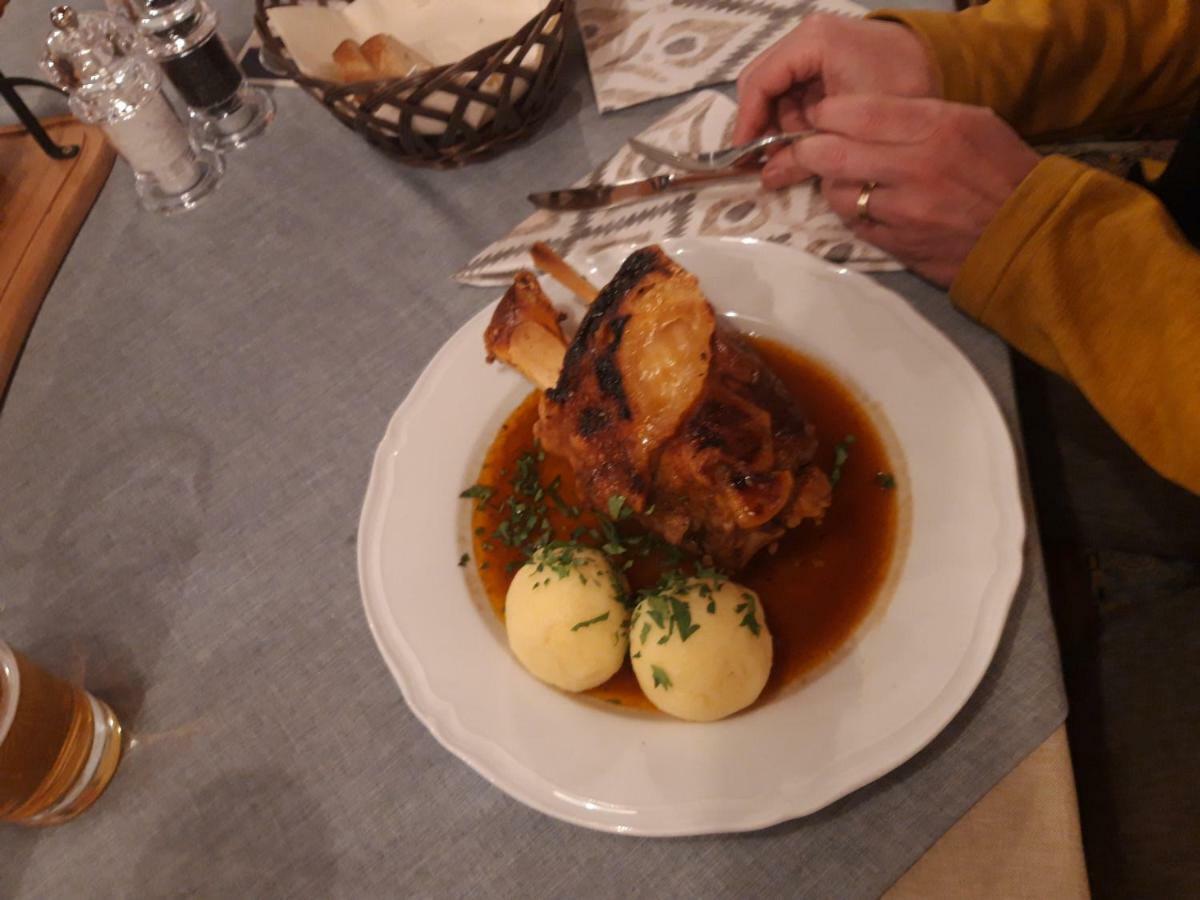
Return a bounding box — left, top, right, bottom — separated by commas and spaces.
42, 5, 221, 214
128, 0, 273, 151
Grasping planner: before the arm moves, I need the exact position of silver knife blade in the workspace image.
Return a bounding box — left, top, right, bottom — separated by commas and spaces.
527, 168, 757, 212
627, 138, 696, 171
629, 130, 818, 172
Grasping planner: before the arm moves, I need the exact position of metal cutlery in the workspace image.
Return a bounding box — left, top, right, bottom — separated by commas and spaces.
628, 129, 817, 173
527, 167, 758, 212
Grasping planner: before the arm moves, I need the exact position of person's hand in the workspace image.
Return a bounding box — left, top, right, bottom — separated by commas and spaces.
777, 95, 1040, 287
732, 14, 938, 148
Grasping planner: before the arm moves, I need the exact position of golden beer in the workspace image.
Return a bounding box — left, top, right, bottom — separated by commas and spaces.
0, 641, 122, 825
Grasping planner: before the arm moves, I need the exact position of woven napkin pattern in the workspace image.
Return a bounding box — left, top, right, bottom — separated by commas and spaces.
578, 0, 867, 113
455, 90, 897, 286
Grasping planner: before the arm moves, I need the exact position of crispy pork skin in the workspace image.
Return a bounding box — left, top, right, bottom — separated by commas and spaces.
534, 246, 831, 570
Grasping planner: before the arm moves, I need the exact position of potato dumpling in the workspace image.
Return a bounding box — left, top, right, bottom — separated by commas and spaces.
505, 545, 629, 692
630, 577, 772, 722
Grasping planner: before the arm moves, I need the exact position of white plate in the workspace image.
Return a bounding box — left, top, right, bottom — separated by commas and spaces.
358, 237, 1024, 836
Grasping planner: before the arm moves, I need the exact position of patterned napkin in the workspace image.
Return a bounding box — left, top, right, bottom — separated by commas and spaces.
455, 90, 897, 286
578, 0, 867, 113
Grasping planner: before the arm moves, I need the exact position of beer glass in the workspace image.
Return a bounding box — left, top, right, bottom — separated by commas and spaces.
0, 640, 123, 825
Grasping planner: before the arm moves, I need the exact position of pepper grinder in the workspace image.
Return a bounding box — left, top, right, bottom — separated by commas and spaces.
129, 0, 274, 152
42, 5, 222, 214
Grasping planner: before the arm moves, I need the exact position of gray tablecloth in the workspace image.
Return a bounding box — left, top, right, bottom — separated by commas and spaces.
0, 2, 1066, 896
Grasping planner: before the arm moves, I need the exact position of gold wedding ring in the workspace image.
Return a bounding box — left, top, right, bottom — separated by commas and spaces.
856, 182, 878, 222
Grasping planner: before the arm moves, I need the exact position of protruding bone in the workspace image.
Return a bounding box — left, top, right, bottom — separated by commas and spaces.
531, 242, 599, 305
483, 270, 568, 391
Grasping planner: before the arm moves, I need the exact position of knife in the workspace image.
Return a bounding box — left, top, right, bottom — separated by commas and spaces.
527, 168, 758, 211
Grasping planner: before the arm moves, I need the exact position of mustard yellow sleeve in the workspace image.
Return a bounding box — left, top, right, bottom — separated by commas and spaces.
951, 155, 1200, 492
871, 1, 1200, 140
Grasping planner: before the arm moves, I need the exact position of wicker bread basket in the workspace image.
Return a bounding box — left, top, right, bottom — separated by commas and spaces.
253, 0, 571, 167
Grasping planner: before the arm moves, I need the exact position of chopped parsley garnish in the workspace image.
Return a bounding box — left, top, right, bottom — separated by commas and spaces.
544, 475, 572, 515
462, 448, 559, 563
634, 572, 720, 644
737, 592, 762, 637
651, 665, 672, 690
597, 517, 626, 558
694, 565, 726, 591
670, 598, 699, 641
457, 553, 469, 567
607, 495, 633, 520
492, 450, 556, 553
875, 472, 896, 489
830, 434, 856, 486
636, 570, 687, 609
571, 611, 610, 631
459, 484, 495, 506
537, 541, 583, 579
643, 592, 669, 628
464, 442, 732, 635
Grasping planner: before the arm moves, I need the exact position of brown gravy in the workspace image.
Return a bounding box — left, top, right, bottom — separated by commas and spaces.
470, 337, 899, 712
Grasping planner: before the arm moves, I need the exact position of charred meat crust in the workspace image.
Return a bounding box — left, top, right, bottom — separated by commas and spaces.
577, 406, 608, 437
594, 315, 631, 418
533, 244, 830, 570
546, 247, 670, 415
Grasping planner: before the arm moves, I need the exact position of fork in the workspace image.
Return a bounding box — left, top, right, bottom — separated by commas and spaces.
628, 130, 818, 173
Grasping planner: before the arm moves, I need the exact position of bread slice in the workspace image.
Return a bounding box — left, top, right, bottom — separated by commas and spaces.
332, 39, 374, 83
360, 34, 431, 79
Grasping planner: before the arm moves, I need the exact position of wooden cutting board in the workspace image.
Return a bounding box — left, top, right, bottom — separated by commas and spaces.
0, 115, 115, 396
